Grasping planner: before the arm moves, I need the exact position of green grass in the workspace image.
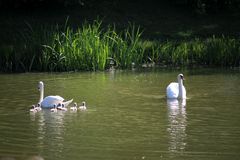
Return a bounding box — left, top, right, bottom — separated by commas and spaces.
157, 36, 240, 67
0, 20, 239, 72
41, 20, 146, 71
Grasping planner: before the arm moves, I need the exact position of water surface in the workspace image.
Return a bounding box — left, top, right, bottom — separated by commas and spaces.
0, 69, 239, 160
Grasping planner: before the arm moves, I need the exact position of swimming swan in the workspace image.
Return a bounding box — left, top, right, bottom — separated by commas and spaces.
38, 81, 73, 108
70, 103, 78, 111
166, 74, 186, 99
79, 101, 87, 111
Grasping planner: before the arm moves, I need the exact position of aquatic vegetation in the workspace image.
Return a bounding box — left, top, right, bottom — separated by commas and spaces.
0, 22, 54, 72
0, 20, 239, 72
41, 20, 145, 71
155, 36, 240, 67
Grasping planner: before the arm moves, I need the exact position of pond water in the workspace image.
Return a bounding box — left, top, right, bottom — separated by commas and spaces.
0, 69, 239, 160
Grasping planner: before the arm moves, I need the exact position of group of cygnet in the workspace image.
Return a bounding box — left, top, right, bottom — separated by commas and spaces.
70, 102, 87, 111
30, 101, 87, 113
29, 103, 42, 112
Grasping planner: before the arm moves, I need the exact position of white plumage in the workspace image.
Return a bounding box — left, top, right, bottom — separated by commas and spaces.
70, 103, 78, 111
79, 101, 87, 111
166, 74, 186, 99
38, 81, 73, 108
41, 96, 64, 108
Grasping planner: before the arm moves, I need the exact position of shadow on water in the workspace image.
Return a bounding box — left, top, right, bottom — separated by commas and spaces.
166, 99, 187, 153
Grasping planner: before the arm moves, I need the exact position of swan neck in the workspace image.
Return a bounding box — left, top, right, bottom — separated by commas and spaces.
39, 87, 44, 103
178, 78, 184, 99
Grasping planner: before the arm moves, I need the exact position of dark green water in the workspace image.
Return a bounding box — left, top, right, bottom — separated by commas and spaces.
0, 69, 239, 160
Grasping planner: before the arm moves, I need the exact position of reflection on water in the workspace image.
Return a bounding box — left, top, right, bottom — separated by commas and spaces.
30, 109, 67, 158
0, 69, 240, 160
108, 68, 116, 81
167, 99, 187, 152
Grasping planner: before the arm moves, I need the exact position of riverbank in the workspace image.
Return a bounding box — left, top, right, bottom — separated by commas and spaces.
0, 1, 240, 72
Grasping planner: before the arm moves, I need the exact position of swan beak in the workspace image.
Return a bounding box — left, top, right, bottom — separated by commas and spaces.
180, 75, 185, 80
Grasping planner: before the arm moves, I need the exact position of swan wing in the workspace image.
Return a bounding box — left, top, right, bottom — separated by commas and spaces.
41, 95, 64, 108
166, 82, 179, 99
62, 99, 73, 107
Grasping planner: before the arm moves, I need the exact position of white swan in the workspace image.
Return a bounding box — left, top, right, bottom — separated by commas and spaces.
70, 102, 78, 111
79, 101, 87, 111
38, 81, 73, 108
166, 74, 186, 99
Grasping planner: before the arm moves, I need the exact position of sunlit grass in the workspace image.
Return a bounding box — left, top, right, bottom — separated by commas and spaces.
42, 20, 145, 71
155, 36, 240, 67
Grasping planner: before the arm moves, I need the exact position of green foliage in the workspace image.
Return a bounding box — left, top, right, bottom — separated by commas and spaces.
156, 36, 240, 67
41, 20, 145, 71
105, 23, 145, 68
0, 22, 53, 72
0, 20, 240, 72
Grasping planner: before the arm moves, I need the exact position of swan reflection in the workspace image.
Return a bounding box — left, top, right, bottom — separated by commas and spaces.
30, 109, 67, 154
167, 99, 187, 152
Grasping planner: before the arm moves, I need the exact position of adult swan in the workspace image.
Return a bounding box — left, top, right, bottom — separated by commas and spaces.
38, 81, 73, 108
166, 74, 186, 99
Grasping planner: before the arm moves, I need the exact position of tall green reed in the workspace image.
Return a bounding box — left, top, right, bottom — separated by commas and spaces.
42, 20, 110, 71
105, 23, 145, 68
42, 20, 145, 71
0, 22, 54, 72
0, 19, 240, 72
156, 36, 240, 67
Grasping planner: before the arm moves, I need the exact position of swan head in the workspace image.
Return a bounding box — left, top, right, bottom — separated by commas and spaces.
82, 101, 86, 106
38, 81, 44, 92
74, 102, 77, 107
177, 74, 185, 81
